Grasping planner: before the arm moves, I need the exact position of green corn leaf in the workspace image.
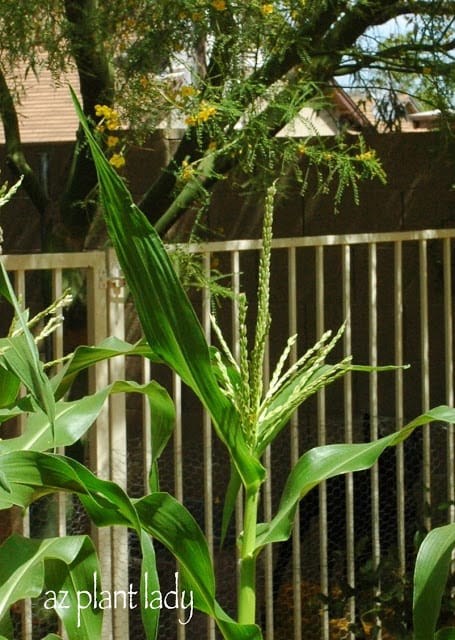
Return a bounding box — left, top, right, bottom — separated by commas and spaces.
71, 87, 265, 493
0, 534, 102, 639
0, 606, 13, 638
413, 523, 455, 640
134, 493, 261, 640
139, 530, 160, 640
255, 405, 455, 553
0, 380, 174, 460
0, 262, 55, 430
220, 463, 242, 547
0, 391, 111, 454
0, 451, 141, 531
435, 629, 455, 640
0, 365, 20, 409
52, 336, 161, 399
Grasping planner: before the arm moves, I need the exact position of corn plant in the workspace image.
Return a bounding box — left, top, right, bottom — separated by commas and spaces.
0, 91, 453, 638
68, 89, 455, 638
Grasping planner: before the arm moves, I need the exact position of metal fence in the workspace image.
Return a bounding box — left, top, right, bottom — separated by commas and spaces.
2, 227, 455, 639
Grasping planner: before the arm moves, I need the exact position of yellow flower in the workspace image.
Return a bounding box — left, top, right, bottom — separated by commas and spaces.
106, 114, 120, 131
181, 160, 194, 181
297, 143, 306, 155
211, 0, 226, 11
261, 4, 274, 15
107, 136, 120, 148
109, 153, 126, 169
95, 104, 111, 118
185, 115, 197, 126
180, 85, 198, 98
95, 104, 120, 130
355, 149, 376, 161
191, 11, 204, 21
197, 102, 217, 122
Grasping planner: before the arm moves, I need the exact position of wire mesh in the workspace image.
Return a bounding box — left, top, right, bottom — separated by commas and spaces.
1, 230, 455, 639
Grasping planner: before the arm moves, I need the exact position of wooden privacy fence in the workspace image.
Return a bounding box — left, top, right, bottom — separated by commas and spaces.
2, 227, 455, 639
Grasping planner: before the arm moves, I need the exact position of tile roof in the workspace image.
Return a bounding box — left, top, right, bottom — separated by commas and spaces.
0, 67, 436, 144
0, 67, 81, 144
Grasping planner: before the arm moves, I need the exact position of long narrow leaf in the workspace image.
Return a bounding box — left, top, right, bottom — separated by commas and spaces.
255, 405, 455, 553
0, 262, 55, 429
413, 523, 455, 640
134, 493, 261, 640
52, 336, 161, 399
71, 87, 265, 492
0, 534, 102, 638
0, 451, 141, 530
139, 530, 160, 640
0, 380, 174, 458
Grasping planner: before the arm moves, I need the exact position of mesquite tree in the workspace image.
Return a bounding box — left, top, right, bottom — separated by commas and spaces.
0, 0, 454, 249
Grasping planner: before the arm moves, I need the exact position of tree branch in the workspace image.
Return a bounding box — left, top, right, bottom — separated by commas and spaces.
60, 0, 114, 247
0, 67, 48, 216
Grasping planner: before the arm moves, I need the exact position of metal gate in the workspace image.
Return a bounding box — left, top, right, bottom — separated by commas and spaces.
2, 228, 455, 639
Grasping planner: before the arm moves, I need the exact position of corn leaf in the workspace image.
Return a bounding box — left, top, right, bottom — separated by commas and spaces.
0, 380, 174, 458
139, 530, 160, 640
71, 87, 265, 492
52, 336, 161, 399
255, 405, 455, 553
0, 261, 55, 430
0, 534, 102, 639
413, 523, 455, 640
435, 630, 455, 640
135, 493, 261, 640
0, 451, 141, 530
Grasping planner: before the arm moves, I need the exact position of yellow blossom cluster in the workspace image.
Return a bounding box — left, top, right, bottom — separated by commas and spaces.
109, 153, 126, 169
185, 102, 217, 126
94, 104, 120, 131
355, 149, 376, 161
180, 85, 199, 99
212, 0, 226, 11
261, 3, 274, 15
180, 159, 194, 181
94, 105, 125, 170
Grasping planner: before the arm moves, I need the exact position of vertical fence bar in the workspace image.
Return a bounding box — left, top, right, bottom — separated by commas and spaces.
342, 245, 355, 632
142, 356, 152, 492
419, 241, 431, 530
51, 268, 66, 540
263, 338, 274, 639
202, 251, 216, 640
231, 250, 244, 599
443, 239, 454, 524
106, 250, 129, 638
394, 242, 406, 572
51, 268, 69, 640
368, 246, 380, 562
86, 256, 113, 639
288, 246, 302, 640
172, 370, 185, 640
368, 244, 381, 638
315, 245, 329, 640
13, 269, 32, 640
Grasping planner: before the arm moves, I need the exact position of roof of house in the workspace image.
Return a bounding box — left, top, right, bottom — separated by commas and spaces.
0, 68, 438, 144
0, 67, 81, 144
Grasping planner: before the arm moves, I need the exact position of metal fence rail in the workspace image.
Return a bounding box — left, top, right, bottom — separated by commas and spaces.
2, 228, 455, 640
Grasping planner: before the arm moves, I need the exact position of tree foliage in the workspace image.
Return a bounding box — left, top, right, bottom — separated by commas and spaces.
0, 0, 454, 248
